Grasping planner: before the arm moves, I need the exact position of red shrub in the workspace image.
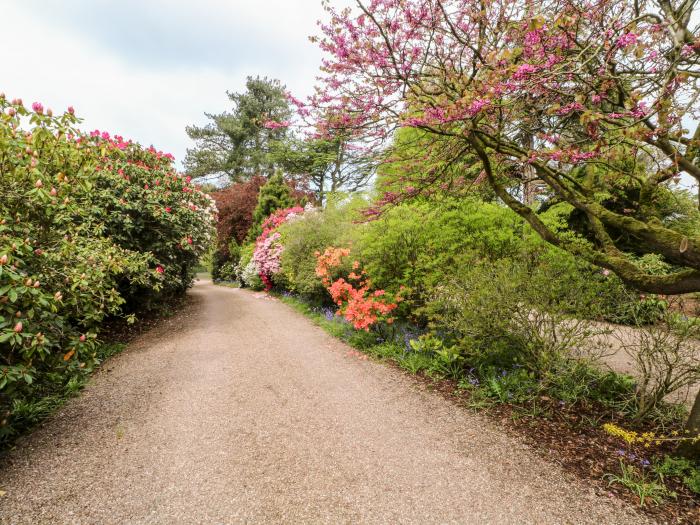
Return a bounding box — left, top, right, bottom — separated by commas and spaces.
211, 176, 265, 254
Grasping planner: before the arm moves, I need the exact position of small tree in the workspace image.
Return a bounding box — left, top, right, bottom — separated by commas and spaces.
210, 176, 265, 279
275, 132, 374, 205
248, 171, 296, 240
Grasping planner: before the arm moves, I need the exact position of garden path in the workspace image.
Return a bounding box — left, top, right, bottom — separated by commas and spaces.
0, 280, 649, 524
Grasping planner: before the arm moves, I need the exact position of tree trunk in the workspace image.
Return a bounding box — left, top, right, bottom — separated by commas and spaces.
679, 389, 700, 458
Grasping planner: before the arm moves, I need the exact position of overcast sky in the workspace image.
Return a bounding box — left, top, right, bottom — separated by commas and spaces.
1, 0, 330, 169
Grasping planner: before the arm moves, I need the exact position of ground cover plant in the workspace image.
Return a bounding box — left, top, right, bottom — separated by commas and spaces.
0, 95, 216, 446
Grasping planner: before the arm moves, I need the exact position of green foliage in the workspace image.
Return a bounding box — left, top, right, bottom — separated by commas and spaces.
353, 197, 666, 326
213, 240, 241, 282
397, 351, 434, 374
228, 239, 241, 266
1, 342, 124, 446
248, 172, 295, 240
605, 461, 673, 506
237, 243, 263, 290
409, 335, 464, 379
654, 456, 700, 495
353, 198, 526, 319
376, 127, 492, 200
277, 196, 363, 299
274, 133, 373, 204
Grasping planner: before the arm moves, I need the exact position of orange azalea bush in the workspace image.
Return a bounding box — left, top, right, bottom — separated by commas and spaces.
315, 246, 400, 331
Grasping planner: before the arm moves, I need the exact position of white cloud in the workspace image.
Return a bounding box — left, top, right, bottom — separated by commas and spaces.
0, 0, 329, 169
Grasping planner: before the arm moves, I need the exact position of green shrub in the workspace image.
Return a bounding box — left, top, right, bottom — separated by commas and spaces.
277, 195, 363, 299
353, 198, 526, 319
654, 455, 700, 494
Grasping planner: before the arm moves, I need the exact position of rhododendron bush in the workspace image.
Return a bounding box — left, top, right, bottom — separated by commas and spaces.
253, 206, 304, 290
0, 95, 215, 439
315, 246, 400, 330
303, 0, 700, 295
210, 176, 265, 280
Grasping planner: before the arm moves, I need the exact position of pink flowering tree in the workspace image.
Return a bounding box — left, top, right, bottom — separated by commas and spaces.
303, 0, 700, 295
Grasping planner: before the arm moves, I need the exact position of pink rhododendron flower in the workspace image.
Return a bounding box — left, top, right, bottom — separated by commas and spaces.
253, 207, 305, 289
31, 102, 44, 114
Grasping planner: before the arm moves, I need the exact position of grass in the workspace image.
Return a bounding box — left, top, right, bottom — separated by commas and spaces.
215, 281, 240, 289
605, 460, 674, 506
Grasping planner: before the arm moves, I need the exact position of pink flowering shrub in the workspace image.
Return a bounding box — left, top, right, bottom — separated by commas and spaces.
253, 207, 304, 290
0, 95, 216, 442
83, 126, 217, 308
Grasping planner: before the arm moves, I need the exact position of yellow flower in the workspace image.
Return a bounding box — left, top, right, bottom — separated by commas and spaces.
603, 423, 638, 445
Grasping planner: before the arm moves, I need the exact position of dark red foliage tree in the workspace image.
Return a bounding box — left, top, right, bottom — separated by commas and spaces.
211, 176, 265, 255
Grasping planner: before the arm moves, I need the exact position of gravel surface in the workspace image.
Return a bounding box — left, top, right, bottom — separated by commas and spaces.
0, 280, 651, 524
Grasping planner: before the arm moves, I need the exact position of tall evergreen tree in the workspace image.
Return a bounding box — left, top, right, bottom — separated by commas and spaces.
184, 77, 291, 183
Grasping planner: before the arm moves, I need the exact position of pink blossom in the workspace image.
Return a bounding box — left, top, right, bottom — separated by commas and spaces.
513, 63, 538, 80
263, 120, 290, 129
31, 102, 44, 114
616, 33, 638, 48
467, 98, 490, 116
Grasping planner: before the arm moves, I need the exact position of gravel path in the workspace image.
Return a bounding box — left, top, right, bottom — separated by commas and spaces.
0, 280, 650, 524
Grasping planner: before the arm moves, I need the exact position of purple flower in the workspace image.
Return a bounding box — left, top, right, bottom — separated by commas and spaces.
322, 307, 335, 321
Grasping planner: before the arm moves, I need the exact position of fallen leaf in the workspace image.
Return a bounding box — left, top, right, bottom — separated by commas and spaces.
63, 349, 75, 361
